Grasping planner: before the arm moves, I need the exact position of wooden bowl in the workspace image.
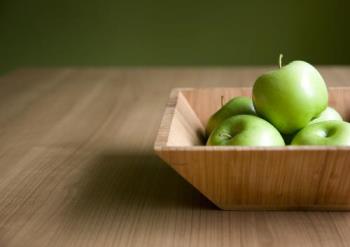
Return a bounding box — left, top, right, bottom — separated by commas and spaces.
154, 87, 350, 210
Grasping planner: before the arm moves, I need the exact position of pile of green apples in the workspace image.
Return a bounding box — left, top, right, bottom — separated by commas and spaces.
206, 57, 350, 146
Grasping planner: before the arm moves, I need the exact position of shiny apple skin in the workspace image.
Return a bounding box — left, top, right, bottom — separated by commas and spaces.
207, 115, 285, 146
309, 106, 342, 125
253, 61, 328, 134
291, 120, 350, 146
206, 96, 255, 136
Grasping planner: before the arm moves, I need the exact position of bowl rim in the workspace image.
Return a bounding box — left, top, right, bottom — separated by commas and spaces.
154, 86, 350, 152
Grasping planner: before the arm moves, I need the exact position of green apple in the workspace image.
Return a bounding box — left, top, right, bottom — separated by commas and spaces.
309, 106, 342, 125
253, 58, 328, 134
291, 120, 350, 146
206, 96, 255, 136
207, 115, 285, 146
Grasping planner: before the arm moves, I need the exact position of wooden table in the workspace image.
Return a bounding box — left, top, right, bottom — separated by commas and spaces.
1, 67, 350, 247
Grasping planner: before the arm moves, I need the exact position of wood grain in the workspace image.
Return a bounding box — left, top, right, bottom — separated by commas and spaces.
1, 67, 350, 246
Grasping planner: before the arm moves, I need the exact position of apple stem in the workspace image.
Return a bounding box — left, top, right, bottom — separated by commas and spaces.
221, 95, 224, 107
279, 54, 283, 68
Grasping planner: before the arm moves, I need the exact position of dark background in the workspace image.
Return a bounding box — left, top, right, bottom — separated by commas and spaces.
1, 0, 349, 74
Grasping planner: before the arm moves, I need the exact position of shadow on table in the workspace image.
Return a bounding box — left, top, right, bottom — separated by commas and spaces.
68, 151, 215, 216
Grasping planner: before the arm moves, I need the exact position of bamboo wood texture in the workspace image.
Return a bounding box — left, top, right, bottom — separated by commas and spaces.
155, 87, 350, 210
1, 67, 350, 246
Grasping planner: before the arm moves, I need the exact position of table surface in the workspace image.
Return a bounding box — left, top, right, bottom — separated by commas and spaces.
1, 67, 350, 247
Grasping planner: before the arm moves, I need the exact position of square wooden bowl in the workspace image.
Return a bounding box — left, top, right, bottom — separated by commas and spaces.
154, 87, 350, 210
